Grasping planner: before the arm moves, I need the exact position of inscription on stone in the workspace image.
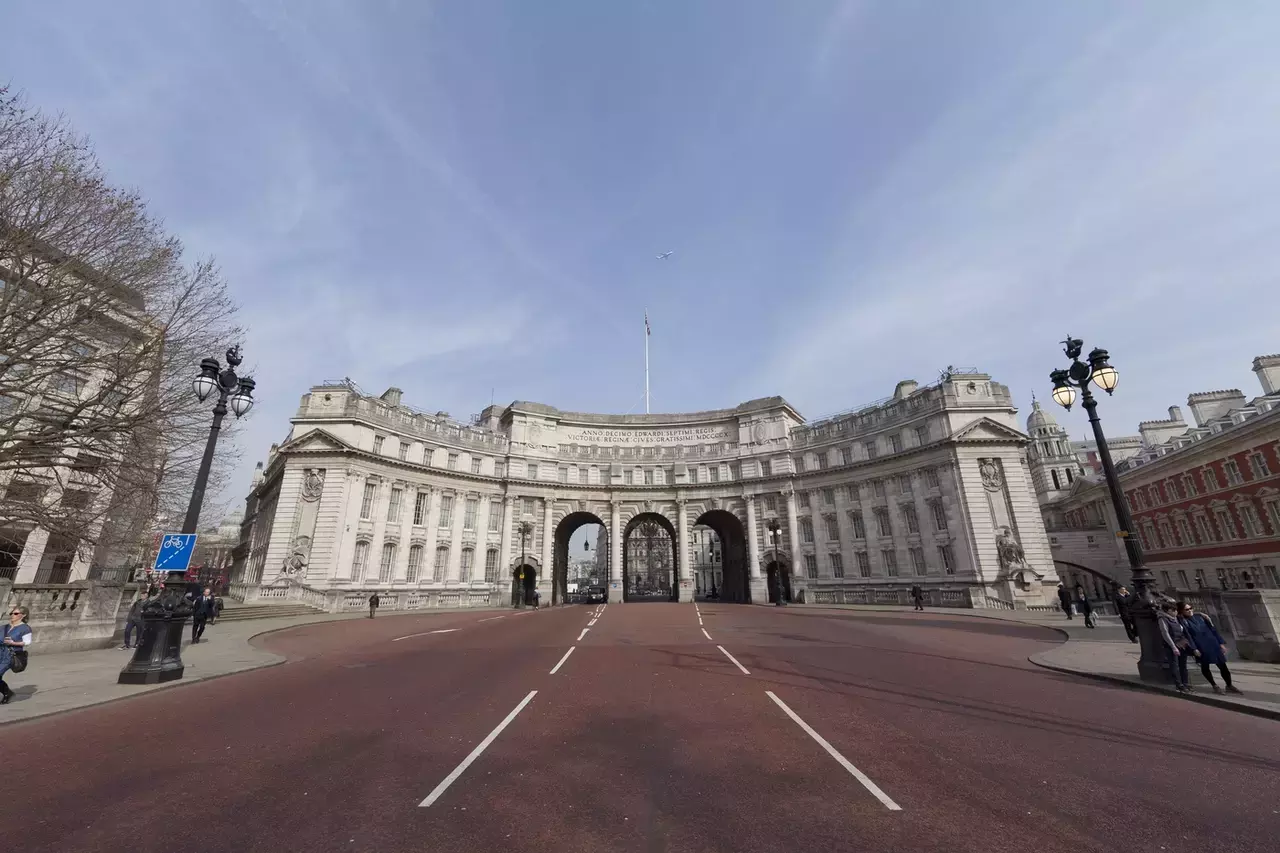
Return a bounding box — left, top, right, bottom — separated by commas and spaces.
560, 424, 733, 445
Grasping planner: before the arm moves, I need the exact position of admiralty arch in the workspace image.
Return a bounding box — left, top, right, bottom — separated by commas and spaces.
229, 372, 1060, 612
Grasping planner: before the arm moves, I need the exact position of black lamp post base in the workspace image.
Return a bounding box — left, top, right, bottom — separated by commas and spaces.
118, 615, 189, 685
1130, 603, 1170, 684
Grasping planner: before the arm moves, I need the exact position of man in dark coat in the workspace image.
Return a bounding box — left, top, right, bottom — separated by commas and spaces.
1113, 585, 1137, 642
1056, 583, 1073, 619
191, 587, 216, 643
910, 584, 925, 611
368, 593, 380, 619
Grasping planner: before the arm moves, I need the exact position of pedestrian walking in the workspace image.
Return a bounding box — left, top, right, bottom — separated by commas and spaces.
368, 593, 380, 618
1056, 583, 1074, 620
191, 587, 216, 643
1076, 591, 1096, 629
910, 584, 925, 611
1, 605, 33, 705
533, 589, 541, 609
1157, 600, 1194, 693
211, 594, 224, 624
1179, 601, 1241, 695
121, 590, 149, 649
1113, 585, 1137, 642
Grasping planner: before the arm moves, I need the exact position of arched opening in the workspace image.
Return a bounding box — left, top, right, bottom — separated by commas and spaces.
764, 557, 793, 604
554, 511, 608, 605
1054, 560, 1123, 600
623, 512, 677, 602
511, 560, 540, 607
693, 509, 750, 603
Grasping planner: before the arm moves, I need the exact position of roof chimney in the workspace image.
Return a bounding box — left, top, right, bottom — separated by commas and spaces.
381, 387, 403, 407
893, 380, 919, 401
1186, 390, 1247, 427
1253, 354, 1280, 396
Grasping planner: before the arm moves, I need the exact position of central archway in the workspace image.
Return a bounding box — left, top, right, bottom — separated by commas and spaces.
623, 512, 677, 602
693, 509, 751, 603
553, 511, 608, 605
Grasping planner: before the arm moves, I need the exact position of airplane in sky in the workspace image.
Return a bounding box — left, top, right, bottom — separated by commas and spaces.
656, 251, 674, 260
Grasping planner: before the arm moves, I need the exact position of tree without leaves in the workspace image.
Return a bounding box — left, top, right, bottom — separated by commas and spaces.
0, 88, 246, 574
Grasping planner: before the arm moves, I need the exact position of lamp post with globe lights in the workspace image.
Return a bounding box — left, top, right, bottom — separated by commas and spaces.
516, 520, 534, 608
767, 519, 786, 606
1049, 337, 1164, 682
118, 346, 257, 685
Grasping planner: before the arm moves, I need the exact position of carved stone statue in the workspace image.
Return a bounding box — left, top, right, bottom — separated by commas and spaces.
282, 536, 311, 577
301, 469, 326, 502
979, 459, 1003, 492
995, 527, 1042, 589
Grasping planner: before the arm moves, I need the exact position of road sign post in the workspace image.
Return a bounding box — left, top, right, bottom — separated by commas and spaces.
118, 533, 200, 686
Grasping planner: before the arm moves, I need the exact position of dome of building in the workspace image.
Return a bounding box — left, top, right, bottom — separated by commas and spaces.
1026, 399, 1058, 434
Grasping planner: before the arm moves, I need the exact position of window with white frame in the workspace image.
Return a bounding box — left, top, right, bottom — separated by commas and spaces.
559, 466, 569, 483
797, 491, 810, 509
460, 547, 474, 582
387, 488, 403, 523
709, 466, 720, 483
800, 518, 814, 543
1182, 473, 1198, 497
495, 461, 506, 478
1203, 466, 1220, 491
764, 495, 777, 512
1165, 478, 1180, 501
830, 553, 844, 577
688, 467, 698, 484
795, 456, 807, 473
1266, 499, 1280, 534
407, 544, 423, 582
1158, 519, 1176, 549
930, 501, 948, 531
352, 540, 370, 581
1214, 508, 1238, 540
447, 452, 459, 470
865, 441, 878, 460
856, 551, 871, 577
1239, 501, 1264, 538
485, 549, 499, 582
522, 497, 535, 516
527, 463, 538, 480
422, 446, 435, 466
816, 453, 829, 470
399, 443, 409, 461
433, 546, 448, 581
925, 467, 940, 489
840, 447, 853, 466
915, 425, 929, 445
1195, 514, 1216, 543
848, 510, 866, 539
624, 469, 634, 485
888, 434, 903, 454
759, 460, 771, 477
882, 549, 898, 576
1249, 452, 1271, 479
938, 543, 955, 575
489, 501, 502, 532
644, 468, 654, 485
1176, 517, 1195, 546
903, 505, 919, 535
373, 435, 385, 455
379, 542, 396, 583
820, 487, 834, 506
824, 515, 840, 540
463, 498, 478, 530
873, 480, 886, 498
804, 554, 818, 579
874, 508, 892, 538
471, 457, 482, 474
729, 462, 741, 480
846, 484, 858, 502
909, 547, 926, 575
1224, 459, 1244, 486
438, 495, 454, 528
360, 482, 377, 520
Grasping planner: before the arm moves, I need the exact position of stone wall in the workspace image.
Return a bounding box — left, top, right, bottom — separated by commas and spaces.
0, 579, 136, 653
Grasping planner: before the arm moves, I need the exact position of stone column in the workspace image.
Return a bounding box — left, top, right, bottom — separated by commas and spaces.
610, 500, 623, 602
676, 499, 692, 603
499, 496, 514, 575
446, 492, 465, 583
541, 497, 554, 599
785, 489, 801, 567
423, 489, 441, 583
14, 528, 49, 583
745, 495, 762, 577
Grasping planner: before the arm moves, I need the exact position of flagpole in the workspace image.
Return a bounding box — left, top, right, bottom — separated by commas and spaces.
644, 310, 650, 414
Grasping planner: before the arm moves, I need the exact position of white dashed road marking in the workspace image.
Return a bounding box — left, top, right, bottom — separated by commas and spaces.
549, 646, 576, 674
577, 628, 590, 641
418, 691, 538, 807
717, 645, 750, 675
392, 628, 459, 642
701, 627, 713, 641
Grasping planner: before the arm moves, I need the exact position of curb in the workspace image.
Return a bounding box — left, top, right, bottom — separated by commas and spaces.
1027, 654, 1280, 722
793, 603, 1074, 642
0, 604, 539, 730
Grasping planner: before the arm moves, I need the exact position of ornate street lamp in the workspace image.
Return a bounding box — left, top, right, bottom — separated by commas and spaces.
119, 346, 256, 685
1049, 337, 1163, 682
767, 519, 786, 606
516, 520, 534, 608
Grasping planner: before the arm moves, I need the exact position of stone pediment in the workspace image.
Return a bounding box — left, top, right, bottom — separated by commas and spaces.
278, 428, 351, 455
951, 418, 1028, 444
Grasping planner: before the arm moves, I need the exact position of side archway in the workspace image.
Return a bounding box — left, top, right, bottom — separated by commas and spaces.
762, 549, 793, 604
693, 509, 751, 603
623, 512, 677, 602
554, 511, 608, 605
509, 555, 542, 607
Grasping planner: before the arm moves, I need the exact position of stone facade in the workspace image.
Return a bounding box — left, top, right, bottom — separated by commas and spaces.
230, 372, 1061, 609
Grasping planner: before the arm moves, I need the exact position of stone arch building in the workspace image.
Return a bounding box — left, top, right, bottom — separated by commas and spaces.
230, 372, 1060, 611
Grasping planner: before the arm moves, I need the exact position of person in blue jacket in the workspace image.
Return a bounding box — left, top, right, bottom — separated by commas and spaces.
1, 605, 33, 705
1178, 601, 1242, 695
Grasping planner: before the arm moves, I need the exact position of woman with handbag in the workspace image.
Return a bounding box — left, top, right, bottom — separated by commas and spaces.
1, 604, 33, 705
1157, 599, 1194, 693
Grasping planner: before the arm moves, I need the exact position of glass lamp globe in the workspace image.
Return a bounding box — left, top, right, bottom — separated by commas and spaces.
1052, 384, 1078, 409
1092, 364, 1119, 393
192, 374, 218, 402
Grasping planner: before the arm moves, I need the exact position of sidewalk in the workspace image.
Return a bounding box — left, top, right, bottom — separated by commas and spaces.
802, 603, 1280, 720
0, 607, 503, 727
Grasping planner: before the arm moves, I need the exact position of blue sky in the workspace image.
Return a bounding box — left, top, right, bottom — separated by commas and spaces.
7, 1, 1280, 518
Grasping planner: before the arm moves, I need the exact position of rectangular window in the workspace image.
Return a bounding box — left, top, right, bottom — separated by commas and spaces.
414, 492, 429, 525
1249, 452, 1271, 479
645, 469, 654, 485
373, 435, 385, 454
1195, 568, 1208, 588
1267, 501, 1280, 534
1182, 473, 1198, 496
495, 461, 506, 478
825, 515, 840, 540
873, 480, 886, 498
804, 554, 818, 579
800, 518, 814, 543
489, 501, 502, 532
925, 467, 940, 489
360, 482, 377, 520
888, 434, 902, 454
1178, 569, 1190, 589
729, 462, 741, 479
527, 463, 538, 480
387, 488, 403, 523
485, 549, 499, 582
352, 541, 370, 581
795, 456, 807, 473
407, 545, 423, 583
903, 505, 919, 534
875, 508, 892, 538
915, 425, 929, 445
898, 474, 912, 494
760, 460, 772, 477
523, 497, 535, 517
822, 488, 835, 505
817, 453, 829, 470
1195, 515, 1215, 543
846, 484, 858, 502
840, 447, 853, 466
471, 457, 482, 474
463, 498, 478, 531
1203, 466, 1220, 491
559, 466, 569, 483
831, 553, 844, 578
1267, 566, 1280, 588
909, 547, 926, 576
864, 441, 878, 460
399, 443, 409, 461
931, 501, 948, 531
438, 495, 454, 529
689, 468, 698, 484
709, 466, 720, 483
882, 549, 899, 576
1177, 517, 1194, 545
1164, 478, 1179, 501
856, 551, 871, 577
460, 548, 474, 582
848, 511, 866, 539
938, 544, 955, 575
1224, 459, 1244, 486
447, 452, 459, 471
433, 547, 448, 582
1215, 509, 1237, 540
798, 492, 810, 509
765, 495, 777, 512
1241, 503, 1264, 537
624, 469, 634, 485
379, 542, 396, 583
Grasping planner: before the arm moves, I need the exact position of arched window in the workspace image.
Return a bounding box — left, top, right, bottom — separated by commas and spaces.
407, 544, 424, 583
460, 547, 475, 582
352, 540, 370, 582
379, 542, 396, 583
485, 549, 499, 582
433, 546, 449, 582
1051, 470, 1061, 490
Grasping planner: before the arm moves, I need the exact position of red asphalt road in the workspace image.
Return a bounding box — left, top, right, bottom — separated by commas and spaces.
4, 603, 1278, 853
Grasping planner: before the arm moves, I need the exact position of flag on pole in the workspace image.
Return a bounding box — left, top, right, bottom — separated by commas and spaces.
645, 311, 651, 336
